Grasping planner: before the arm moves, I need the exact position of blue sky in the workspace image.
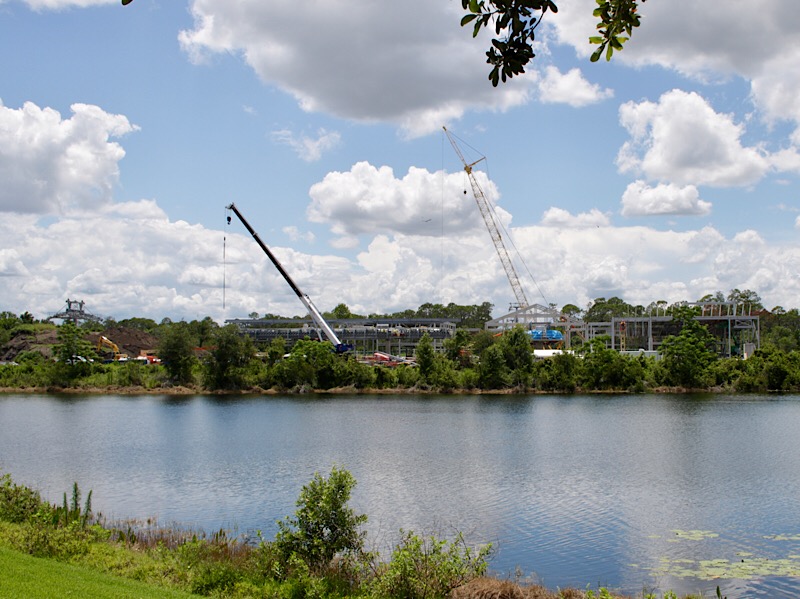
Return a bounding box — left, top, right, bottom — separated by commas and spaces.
1, 0, 799, 323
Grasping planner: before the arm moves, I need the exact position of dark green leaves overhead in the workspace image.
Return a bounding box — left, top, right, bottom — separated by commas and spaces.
459, 0, 646, 85
590, 0, 645, 62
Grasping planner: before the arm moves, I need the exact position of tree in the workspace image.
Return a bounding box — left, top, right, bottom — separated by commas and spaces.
444, 329, 474, 368
54, 321, 95, 365
117, 317, 159, 334
274, 466, 367, 573
727, 288, 763, 313
416, 332, 436, 382
203, 325, 255, 390
330, 303, 355, 319
498, 326, 533, 373
478, 343, 509, 389
659, 307, 716, 388
158, 324, 197, 385
190, 316, 219, 348
460, 0, 647, 86
584, 296, 632, 322
577, 335, 628, 390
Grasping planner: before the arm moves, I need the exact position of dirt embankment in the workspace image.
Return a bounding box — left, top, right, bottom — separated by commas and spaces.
87, 327, 160, 359
0, 326, 159, 362
0, 328, 58, 361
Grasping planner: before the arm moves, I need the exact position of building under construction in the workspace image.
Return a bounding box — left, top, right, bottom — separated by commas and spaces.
484, 301, 760, 358
226, 316, 457, 358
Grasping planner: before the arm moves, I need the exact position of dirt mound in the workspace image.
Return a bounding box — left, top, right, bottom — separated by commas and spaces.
89, 327, 160, 359
0, 328, 58, 361
0, 326, 160, 362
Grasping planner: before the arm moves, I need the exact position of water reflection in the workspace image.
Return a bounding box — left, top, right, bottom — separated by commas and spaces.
1, 393, 799, 598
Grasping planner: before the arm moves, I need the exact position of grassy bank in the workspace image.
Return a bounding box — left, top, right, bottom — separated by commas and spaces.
0, 545, 194, 599
0, 472, 713, 599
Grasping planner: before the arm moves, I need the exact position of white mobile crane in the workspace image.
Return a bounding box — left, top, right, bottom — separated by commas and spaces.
226, 203, 352, 353
444, 126, 529, 311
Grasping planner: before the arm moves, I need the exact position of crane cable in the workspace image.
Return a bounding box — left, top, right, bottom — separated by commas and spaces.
449, 129, 549, 307
223, 207, 228, 311
484, 156, 549, 307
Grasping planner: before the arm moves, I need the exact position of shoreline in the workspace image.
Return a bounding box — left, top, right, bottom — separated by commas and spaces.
0, 384, 721, 396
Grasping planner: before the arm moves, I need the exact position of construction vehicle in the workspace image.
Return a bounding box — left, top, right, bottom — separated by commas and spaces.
96, 335, 129, 362
226, 203, 353, 353
444, 126, 529, 310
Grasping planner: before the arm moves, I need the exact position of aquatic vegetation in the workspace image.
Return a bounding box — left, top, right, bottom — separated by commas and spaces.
669, 530, 719, 542
632, 528, 800, 584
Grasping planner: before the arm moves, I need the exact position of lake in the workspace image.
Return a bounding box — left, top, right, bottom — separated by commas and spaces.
1, 392, 800, 598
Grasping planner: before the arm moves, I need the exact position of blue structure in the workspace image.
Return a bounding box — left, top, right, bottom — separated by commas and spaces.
528, 327, 564, 341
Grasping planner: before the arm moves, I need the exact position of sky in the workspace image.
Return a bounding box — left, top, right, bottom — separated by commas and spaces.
1, 0, 799, 324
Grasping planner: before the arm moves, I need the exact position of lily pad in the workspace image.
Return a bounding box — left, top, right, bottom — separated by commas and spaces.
672, 529, 719, 541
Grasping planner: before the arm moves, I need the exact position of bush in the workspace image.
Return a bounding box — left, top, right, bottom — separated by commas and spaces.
0, 473, 45, 523
274, 466, 367, 574
371, 530, 492, 599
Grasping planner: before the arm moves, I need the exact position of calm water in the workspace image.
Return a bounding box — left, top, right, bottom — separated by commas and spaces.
2, 392, 800, 598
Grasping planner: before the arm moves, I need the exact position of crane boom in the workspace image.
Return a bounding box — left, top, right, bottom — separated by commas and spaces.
226, 203, 351, 353
443, 127, 529, 309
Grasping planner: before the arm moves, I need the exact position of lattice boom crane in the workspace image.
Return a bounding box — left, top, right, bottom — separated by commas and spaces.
443, 126, 529, 310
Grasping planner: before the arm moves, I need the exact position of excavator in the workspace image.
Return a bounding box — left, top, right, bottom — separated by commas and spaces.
96, 336, 129, 362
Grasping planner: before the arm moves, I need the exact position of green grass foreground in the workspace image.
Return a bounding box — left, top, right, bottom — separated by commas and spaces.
0, 545, 194, 598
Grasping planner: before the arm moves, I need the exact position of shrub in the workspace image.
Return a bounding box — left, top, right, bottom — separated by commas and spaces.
0, 473, 45, 523
274, 466, 367, 574
371, 530, 492, 599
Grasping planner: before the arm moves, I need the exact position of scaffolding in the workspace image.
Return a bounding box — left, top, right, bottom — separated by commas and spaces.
227, 317, 456, 358
578, 302, 760, 358
47, 299, 104, 326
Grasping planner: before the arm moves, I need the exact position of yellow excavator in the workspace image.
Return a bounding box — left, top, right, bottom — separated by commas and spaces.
96, 336, 129, 362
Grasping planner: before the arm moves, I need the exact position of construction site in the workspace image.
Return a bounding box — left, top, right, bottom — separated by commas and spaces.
222, 130, 761, 361
2, 122, 763, 366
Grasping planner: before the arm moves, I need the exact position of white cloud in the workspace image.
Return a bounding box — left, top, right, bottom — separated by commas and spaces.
621, 181, 711, 217
537, 66, 613, 107
306, 161, 496, 238
617, 90, 769, 187
0, 100, 138, 215
282, 225, 315, 244
540, 206, 610, 227
178, 0, 533, 137
2, 195, 799, 323
271, 128, 341, 162
552, 1, 800, 137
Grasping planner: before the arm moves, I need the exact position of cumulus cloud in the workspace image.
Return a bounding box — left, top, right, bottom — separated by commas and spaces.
537, 66, 613, 107
2, 194, 799, 323
178, 0, 533, 137
306, 161, 497, 238
282, 225, 315, 244
551, 1, 800, 139
0, 100, 138, 215
540, 207, 610, 227
621, 181, 711, 217
271, 128, 341, 162
616, 90, 769, 187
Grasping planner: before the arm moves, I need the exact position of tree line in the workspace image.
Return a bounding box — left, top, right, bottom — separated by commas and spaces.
1, 290, 799, 393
